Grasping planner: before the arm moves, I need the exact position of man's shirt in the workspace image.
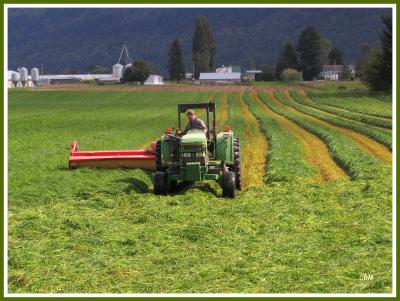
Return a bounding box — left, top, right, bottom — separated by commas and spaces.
184, 118, 207, 133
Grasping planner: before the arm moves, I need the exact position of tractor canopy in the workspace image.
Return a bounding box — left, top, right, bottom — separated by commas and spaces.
181, 129, 207, 146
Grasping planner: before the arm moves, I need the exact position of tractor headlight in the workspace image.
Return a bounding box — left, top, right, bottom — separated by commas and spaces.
196, 152, 204, 157
183, 153, 192, 158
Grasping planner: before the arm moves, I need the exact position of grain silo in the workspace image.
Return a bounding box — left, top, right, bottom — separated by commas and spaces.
113, 64, 124, 79
20, 67, 28, 87
31, 68, 39, 86
11, 72, 19, 87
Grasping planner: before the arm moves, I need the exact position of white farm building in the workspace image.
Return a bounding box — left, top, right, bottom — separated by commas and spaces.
319, 65, 356, 81
199, 72, 241, 84
144, 75, 163, 85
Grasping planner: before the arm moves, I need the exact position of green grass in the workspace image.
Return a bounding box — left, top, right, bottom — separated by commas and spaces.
291, 91, 392, 130
307, 90, 392, 119
250, 81, 287, 86
7, 89, 392, 293
227, 92, 246, 144
297, 80, 367, 92
278, 91, 392, 150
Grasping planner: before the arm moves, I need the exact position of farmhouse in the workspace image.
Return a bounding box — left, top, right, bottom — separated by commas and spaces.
216, 65, 241, 74
199, 72, 241, 84
319, 64, 356, 80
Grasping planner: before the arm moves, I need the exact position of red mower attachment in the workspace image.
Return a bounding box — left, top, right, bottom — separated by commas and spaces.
69, 141, 156, 171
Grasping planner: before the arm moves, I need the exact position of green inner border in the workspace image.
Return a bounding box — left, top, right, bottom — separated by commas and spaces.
1, 1, 397, 300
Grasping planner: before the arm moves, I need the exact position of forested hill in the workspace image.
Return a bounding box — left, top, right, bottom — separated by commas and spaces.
8, 7, 391, 74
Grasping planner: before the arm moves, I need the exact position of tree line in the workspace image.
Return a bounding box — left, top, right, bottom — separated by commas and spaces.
123, 15, 215, 84
269, 15, 392, 91
124, 14, 392, 91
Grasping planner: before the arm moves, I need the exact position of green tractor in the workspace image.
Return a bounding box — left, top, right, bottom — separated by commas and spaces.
154, 102, 242, 198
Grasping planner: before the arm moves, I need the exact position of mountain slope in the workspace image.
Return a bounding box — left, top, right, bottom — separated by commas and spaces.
8, 7, 391, 74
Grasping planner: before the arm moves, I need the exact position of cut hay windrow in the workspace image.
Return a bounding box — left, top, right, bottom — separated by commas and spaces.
228, 93, 267, 188
242, 92, 316, 183
258, 92, 389, 180
275, 93, 392, 163
278, 90, 392, 150
294, 91, 392, 131
307, 90, 393, 120
252, 92, 348, 182
216, 92, 229, 131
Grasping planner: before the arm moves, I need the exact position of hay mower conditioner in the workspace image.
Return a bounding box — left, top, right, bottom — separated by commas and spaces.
69, 102, 242, 198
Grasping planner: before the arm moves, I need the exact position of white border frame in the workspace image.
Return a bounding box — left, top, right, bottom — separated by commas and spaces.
3, 3, 397, 298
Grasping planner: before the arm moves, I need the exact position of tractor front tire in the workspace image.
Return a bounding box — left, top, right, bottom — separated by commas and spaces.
222, 171, 236, 198
154, 171, 168, 195
233, 137, 242, 191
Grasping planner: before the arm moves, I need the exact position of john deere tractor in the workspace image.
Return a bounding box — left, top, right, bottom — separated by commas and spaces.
153, 102, 242, 198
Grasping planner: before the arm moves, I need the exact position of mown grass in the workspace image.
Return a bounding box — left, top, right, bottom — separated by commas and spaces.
307, 90, 392, 119
7, 89, 392, 293
8, 178, 392, 293
292, 91, 392, 130
227, 92, 269, 187
259, 92, 390, 181
227, 92, 246, 144
242, 92, 316, 183
277, 91, 392, 151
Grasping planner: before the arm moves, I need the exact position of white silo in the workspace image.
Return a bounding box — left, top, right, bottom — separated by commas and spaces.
113, 63, 124, 79
20, 67, 28, 87
11, 72, 19, 87
31, 68, 39, 86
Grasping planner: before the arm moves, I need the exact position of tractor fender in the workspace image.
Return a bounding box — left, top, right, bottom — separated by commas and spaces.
215, 131, 234, 164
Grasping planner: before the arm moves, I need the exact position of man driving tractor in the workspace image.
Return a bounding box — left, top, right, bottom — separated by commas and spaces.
182, 109, 207, 134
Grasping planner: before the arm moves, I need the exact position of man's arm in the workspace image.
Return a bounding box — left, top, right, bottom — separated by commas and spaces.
182, 122, 190, 134
198, 119, 208, 133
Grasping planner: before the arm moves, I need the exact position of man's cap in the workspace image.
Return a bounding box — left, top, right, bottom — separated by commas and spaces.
186, 109, 195, 115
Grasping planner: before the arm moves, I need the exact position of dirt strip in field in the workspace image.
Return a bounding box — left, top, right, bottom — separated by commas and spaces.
238, 94, 268, 188
253, 92, 349, 182
276, 91, 392, 164
297, 91, 392, 133
37, 83, 291, 92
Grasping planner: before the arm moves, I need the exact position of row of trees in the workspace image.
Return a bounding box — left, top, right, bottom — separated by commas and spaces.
123, 15, 215, 84
168, 15, 216, 82
168, 19, 346, 83
124, 14, 392, 91
273, 26, 346, 81
259, 15, 392, 91
360, 16, 392, 91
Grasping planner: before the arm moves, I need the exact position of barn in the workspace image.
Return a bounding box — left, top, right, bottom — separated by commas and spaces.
199, 72, 241, 84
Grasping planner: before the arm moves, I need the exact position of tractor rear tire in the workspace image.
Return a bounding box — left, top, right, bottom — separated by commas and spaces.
233, 137, 242, 190
155, 140, 163, 172
154, 171, 168, 195
222, 171, 236, 198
